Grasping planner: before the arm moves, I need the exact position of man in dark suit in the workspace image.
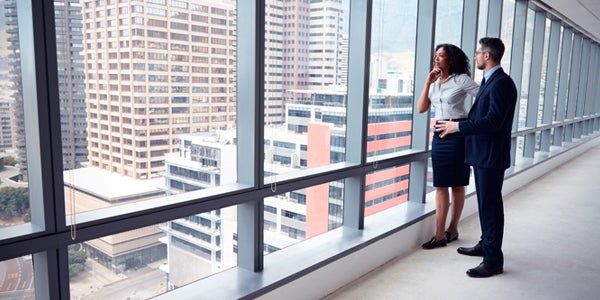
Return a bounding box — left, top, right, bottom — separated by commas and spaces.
435, 37, 518, 278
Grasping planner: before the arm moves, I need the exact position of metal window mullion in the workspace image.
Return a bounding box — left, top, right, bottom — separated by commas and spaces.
343, 0, 371, 229
17, 0, 63, 298
236, 0, 263, 272
486, 0, 503, 37
523, 10, 546, 158
553, 27, 573, 146
564, 34, 583, 143
540, 19, 561, 151
408, 0, 436, 204
462, 0, 479, 110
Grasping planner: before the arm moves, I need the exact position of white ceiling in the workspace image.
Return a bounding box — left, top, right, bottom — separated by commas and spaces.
540, 0, 600, 42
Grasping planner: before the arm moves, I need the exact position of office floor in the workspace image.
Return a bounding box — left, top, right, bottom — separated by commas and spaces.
323, 144, 600, 300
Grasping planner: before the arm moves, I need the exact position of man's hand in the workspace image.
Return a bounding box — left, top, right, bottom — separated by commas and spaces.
434, 120, 458, 138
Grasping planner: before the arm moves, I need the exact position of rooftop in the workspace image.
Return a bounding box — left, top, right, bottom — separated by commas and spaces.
63, 167, 163, 202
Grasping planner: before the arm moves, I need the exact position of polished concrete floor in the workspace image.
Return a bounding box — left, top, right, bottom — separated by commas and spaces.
323, 144, 600, 300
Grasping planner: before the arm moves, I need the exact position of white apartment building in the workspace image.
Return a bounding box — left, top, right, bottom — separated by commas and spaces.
82, 0, 237, 179
160, 129, 308, 288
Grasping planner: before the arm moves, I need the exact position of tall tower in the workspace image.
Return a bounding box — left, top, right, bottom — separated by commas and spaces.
307, 0, 345, 88
265, 0, 346, 123
55, 0, 88, 170
5, 0, 88, 178
4, 0, 26, 180
82, 0, 237, 179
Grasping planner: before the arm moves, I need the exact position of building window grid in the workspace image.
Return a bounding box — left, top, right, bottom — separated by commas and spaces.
0, 1, 599, 299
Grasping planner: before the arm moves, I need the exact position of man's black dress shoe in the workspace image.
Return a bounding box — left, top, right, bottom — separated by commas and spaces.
466, 262, 503, 278
421, 236, 447, 249
457, 242, 483, 256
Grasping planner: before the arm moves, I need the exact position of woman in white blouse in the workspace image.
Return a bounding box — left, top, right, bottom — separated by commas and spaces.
417, 44, 479, 249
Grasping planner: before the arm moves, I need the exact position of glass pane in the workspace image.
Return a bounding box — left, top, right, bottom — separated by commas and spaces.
264, 180, 343, 254
518, 9, 535, 130
515, 135, 525, 163
70, 205, 237, 299
477, 0, 489, 39
70, 224, 168, 299
264, 0, 350, 177
364, 164, 410, 216
161, 207, 237, 290
474, 0, 489, 84
500, 0, 515, 73
538, 19, 551, 126
0, 255, 34, 298
368, 0, 418, 157
57, 0, 239, 217
434, 0, 463, 46
0, 0, 32, 234
552, 27, 564, 117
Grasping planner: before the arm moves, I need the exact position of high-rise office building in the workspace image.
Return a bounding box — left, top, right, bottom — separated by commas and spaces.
0, 101, 12, 152
55, 0, 88, 170
4, 0, 26, 180
5, 0, 88, 176
265, 0, 347, 123
306, 0, 345, 88
82, 0, 237, 179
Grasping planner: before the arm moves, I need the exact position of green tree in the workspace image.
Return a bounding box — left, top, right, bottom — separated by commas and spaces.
0, 186, 29, 219
68, 244, 87, 278
3, 156, 17, 166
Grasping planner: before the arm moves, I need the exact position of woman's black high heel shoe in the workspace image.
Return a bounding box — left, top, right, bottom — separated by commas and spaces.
445, 231, 459, 243
421, 236, 447, 249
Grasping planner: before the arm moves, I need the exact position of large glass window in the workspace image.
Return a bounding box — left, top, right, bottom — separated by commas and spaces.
538, 19, 552, 127
264, 180, 343, 255
0, 0, 33, 238
0, 256, 34, 297
434, 0, 463, 46
473, 0, 489, 84
518, 8, 535, 130
500, 0, 515, 73
364, 164, 410, 216
368, 0, 418, 157
264, 0, 350, 178
56, 0, 238, 218
68, 205, 237, 298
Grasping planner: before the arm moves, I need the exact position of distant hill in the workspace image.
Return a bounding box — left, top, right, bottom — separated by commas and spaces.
370, 1, 419, 53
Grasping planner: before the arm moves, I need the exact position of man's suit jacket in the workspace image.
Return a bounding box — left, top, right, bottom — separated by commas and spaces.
458, 67, 518, 170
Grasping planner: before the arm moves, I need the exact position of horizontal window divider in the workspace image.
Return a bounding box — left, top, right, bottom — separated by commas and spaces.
0, 225, 53, 261
512, 115, 600, 137
0, 151, 430, 257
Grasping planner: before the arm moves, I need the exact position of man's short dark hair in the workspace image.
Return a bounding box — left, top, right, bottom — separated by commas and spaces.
479, 37, 505, 62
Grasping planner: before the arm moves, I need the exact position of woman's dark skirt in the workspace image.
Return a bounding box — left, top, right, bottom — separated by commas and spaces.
431, 130, 470, 187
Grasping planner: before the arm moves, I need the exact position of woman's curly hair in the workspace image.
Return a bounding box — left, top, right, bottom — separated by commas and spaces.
435, 43, 471, 77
